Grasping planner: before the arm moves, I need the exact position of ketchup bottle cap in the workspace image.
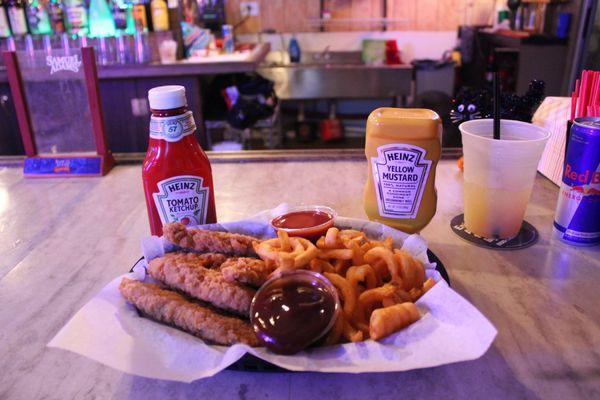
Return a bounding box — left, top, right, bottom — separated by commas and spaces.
148, 85, 187, 110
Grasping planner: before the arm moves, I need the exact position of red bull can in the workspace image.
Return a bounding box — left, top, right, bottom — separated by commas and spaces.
553, 117, 600, 246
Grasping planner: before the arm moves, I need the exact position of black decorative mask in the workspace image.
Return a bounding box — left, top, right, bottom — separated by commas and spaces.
450, 80, 545, 124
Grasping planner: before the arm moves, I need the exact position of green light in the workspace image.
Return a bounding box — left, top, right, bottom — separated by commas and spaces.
89, 0, 117, 37
125, 5, 136, 35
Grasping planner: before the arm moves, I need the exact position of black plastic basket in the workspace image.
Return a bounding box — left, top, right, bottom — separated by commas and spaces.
128, 250, 450, 372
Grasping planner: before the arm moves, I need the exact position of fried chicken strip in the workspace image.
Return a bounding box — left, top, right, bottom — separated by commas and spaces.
163, 222, 258, 257
148, 252, 255, 315
156, 251, 228, 269
119, 278, 259, 346
219, 257, 275, 287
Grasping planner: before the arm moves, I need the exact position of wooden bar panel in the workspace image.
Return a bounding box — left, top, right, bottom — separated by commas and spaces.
416, 0, 439, 30
437, 0, 464, 31
225, 0, 495, 33
323, 0, 384, 31
283, 0, 321, 33
387, 0, 417, 30
261, 0, 285, 32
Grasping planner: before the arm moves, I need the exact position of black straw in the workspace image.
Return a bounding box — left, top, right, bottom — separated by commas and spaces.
493, 72, 501, 140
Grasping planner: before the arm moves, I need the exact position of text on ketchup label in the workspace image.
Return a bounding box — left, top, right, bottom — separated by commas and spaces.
153, 175, 209, 226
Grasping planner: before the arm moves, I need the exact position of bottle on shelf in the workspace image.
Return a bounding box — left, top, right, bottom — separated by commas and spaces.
167, 0, 183, 58
47, 0, 65, 34
6, 0, 28, 36
0, 0, 13, 37
288, 35, 301, 63
150, 0, 167, 31
124, 1, 135, 34
131, 0, 148, 32
143, 85, 217, 236
222, 23, 233, 53
26, 0, 52, 35
88, 0, 116, 37
64, 0, 88, 36
110, 0, 127, 31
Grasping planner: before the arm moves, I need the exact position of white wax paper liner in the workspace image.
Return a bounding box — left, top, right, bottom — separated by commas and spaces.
48, 204, 497, 382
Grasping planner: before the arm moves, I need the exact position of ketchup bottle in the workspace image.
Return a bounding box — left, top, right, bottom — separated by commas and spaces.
142, 85, 217, 236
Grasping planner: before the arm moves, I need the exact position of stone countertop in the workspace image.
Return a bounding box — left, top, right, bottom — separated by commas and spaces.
0, 160, 598, 399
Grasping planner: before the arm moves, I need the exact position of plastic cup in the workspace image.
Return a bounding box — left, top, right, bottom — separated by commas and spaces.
459, 119, 550, 239
158, 40, 177, 64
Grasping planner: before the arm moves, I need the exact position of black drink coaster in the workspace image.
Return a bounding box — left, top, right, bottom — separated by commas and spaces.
450, 214, 538, 250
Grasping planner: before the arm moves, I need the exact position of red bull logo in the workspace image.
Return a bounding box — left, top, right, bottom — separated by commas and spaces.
564, 163, 600, 186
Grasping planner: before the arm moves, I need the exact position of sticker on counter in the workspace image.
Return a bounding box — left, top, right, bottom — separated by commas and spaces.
153, 175, 209, 226
371, 143, 431, 219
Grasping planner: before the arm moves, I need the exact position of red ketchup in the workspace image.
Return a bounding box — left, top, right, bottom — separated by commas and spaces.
142, 86, 217, 236
271, 208, 335, 240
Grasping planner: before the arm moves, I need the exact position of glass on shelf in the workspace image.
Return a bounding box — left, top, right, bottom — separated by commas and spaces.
158, 39, 176, 64
133, 31, 150, 64
2, 28, 170, 67
116, 33, 134, 64
96, 36, 117, 65
42, 34, 52, 55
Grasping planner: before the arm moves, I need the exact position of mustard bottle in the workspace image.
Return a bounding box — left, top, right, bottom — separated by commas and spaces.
363, 108, 441, 233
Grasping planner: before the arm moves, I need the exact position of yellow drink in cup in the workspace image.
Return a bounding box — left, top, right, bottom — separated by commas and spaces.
459, 119, 550, 239
463, 182, 533, 238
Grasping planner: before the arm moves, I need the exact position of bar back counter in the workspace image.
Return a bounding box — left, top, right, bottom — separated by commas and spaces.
0, 43, 270, 155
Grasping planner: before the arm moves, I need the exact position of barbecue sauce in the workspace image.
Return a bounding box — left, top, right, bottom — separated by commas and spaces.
251, 278, 337, 354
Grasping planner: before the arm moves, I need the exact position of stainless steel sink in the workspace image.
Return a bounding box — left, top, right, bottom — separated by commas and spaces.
303, 51, 364, 65
257, 52, 412, 101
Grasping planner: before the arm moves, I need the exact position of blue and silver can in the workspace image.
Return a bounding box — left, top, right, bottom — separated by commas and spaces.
553, 117, 600, 246
222, 24, 234, 54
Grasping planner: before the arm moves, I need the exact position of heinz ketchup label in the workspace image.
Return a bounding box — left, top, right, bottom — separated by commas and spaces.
153, 175, 209, 226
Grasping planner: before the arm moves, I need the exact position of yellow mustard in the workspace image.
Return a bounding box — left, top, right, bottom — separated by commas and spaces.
363, 108, 442, 233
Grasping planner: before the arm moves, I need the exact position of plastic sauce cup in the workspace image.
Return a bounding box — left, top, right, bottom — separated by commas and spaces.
271, 205, 336, 240
250, 270, 341, 354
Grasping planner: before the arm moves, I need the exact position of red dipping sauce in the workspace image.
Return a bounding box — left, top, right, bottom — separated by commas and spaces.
250, 270, 340, 354
271, 206, 336, 240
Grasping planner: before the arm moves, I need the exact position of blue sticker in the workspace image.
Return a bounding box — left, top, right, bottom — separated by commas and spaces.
24, 157, 102, 175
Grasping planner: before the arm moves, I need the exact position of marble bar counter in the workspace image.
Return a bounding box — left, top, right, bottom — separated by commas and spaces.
0, 159, 598, 399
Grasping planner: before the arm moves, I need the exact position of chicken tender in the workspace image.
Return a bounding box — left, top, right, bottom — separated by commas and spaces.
163, 222, 258, 257
148, 252, 255, 315
119, 278, 259, 346
219, 257, 275, 287
154, 251, 228, 270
